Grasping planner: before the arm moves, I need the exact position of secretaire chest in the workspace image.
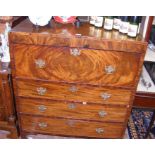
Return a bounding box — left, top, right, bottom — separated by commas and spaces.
9, 19, 147, 138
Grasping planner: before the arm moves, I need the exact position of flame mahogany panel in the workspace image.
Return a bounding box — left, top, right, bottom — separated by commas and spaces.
12, 44, 140, 88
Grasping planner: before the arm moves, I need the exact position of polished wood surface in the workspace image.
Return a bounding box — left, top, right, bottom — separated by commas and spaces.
0, 72, 15, 122
9, 18, 147, 138
20, 115, 124, 138
10, 18, 145, 41
9, 19, 147, 53
18, 98, 128, 122
16, 80, 132, 105
134, 92, 155, 109
0, 68, 18, 138
12, 44, 140, 87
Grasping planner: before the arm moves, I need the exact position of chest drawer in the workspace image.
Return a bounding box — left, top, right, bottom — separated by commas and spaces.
20, 115, 124, 138
16, 80, 132, 105
18, 98, 128, 122
13, 44, 140, 87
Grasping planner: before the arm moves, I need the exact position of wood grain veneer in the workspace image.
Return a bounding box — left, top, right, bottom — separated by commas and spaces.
9, 18, 147, 138
20, 115, 124, 138
16, 80, 132, 105
17, 98, 128, 122
12, 44, 140, 87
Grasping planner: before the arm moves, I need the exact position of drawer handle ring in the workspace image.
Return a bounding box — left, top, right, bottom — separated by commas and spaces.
38, 105, 47, 112
98, 110, 107, 117
70, 48, 81, 56
105, 65, 115, 74
35, 59, 46, 68
100, 93, 111, 100
68, 103, 76, 109
38, 122, 47, 128
37, 87, 47, 96
96, 128, 104, 134
69, 86, 78, 93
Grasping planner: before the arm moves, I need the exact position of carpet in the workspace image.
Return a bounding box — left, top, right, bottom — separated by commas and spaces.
127, 109, 155, 139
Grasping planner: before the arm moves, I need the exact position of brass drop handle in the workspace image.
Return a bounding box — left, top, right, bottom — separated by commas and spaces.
100, 93, 111, 100
69, 86, 78, 93
98, 110, 107, 117
38, 122, 47, 128
96, 128, 104, 134
105, 65, 116, 74
35, 59, 46, 68
68, 103, 76, 109
70, 48, 81, 56
37, 87, 47, 96
38, 105, 47, 112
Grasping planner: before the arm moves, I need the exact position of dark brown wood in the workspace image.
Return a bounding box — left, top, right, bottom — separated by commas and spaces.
145, 16, 154, 42
0, 68, 18, 138
0, 107, 5, 121
11, 16, 27, 28
133, 92, 155, 109
0, 16, 28, 138
9, 18, 147, 138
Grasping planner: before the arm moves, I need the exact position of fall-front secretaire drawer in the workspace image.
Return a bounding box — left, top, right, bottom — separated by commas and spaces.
16, 80, 131, 105
20, 115, 124, 138
12, 44, 140, 87
18, 98, 128, 122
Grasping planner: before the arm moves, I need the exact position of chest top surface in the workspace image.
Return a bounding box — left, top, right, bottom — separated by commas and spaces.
10, 18, 145, 41
9, 18, 147, 53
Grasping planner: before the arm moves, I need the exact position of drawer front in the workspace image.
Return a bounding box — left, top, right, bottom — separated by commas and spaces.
16, 80, 132, 105
18, 98, 128, 122
13, 44, 140, 87
20, 115, 124, 138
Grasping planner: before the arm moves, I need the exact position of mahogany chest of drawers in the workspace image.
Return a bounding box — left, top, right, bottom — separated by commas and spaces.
9, 19, 147, 138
